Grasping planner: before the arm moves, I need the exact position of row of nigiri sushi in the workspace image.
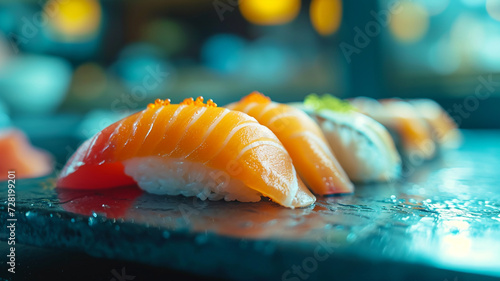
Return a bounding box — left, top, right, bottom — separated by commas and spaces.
56, 92, 460, 208
349, 96, 461, 159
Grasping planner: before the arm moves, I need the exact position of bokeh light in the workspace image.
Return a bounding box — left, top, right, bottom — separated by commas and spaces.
450, 15, 481, 48
427, 38, 461, 75
201, 34, 246, 75
240, 38, 294, 84
389, 1, 430, 43
461, 0, 486, 7
111, 43, 174, 96
310, 0, 342, 36
240, 0, 301, 25
486, 0, 500, 21
419, 0, 450, 16
44, 0, 102, 41
0, 99, 10, 128
0, 56, 71, 115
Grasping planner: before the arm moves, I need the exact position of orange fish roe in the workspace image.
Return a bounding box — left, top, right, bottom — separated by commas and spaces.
241, 91, 271, 104
180, 96, 217, 107
147, 99, 171, 109
147, 97, 217, 109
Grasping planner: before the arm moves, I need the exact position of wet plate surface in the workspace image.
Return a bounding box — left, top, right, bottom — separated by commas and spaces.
1, 130, 500, 281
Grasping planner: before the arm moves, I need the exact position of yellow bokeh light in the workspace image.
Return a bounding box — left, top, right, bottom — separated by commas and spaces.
44, 0, 102, 41
389, 1, 429, 43
486, 0, 500, 21
240, 0, 301, 25
310, 0, 342, 36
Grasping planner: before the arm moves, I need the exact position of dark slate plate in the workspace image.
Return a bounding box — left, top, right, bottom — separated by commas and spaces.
1, 130, 500, 281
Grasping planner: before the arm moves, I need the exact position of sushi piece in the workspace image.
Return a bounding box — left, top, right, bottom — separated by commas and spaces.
0, 129, 52, 180
57, 97, 315, 209
350, 97, 436, 160
226, 92, 354, 195
408, 99, 461, 149
295, 94, 401, 183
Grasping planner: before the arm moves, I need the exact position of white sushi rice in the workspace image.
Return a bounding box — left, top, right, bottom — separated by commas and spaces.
123, 156, 263, 202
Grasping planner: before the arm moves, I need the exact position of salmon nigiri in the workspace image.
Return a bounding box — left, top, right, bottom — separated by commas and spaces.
227, 92, 354, 195
57, 97, 315, 208
0, 129, 52, 180
409, 99, 461, 149
351, 97, 436, 160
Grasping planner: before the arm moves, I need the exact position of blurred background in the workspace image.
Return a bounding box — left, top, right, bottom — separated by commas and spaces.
1, 0, 500, 162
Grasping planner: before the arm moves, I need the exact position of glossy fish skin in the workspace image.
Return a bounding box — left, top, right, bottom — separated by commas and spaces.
227, 92, 354, 195
293, 97, 401, 183
57, 98, 315, 208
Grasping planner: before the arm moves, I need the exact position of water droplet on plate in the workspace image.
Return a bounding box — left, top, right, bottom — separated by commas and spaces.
346, 233, 357, 242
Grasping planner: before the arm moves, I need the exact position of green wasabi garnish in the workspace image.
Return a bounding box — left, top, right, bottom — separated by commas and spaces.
304, 94, 356, 113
